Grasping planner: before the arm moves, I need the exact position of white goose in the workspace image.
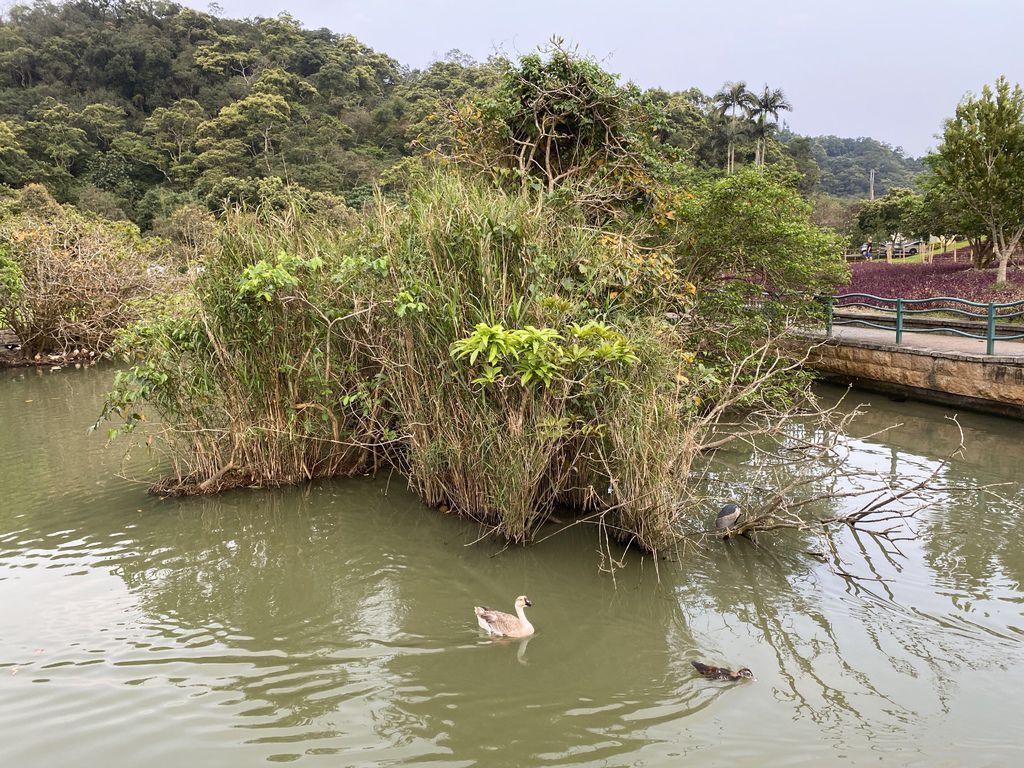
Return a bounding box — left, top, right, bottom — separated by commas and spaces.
474, 595, 535, 637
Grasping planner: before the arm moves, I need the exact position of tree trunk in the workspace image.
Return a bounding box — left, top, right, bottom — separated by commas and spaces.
995, 230, 1024, 283
971, 238, 994, 268
996, 248, 1009, 283
992, 227, 1020, 283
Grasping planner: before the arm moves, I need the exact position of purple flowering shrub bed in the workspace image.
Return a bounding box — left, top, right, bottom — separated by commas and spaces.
840, 260, 1024, 315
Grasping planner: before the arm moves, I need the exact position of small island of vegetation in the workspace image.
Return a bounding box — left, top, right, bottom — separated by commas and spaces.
2, 1, 1021, 555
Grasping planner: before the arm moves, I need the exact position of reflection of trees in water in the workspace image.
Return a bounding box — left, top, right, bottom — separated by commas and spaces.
1, 366, 126, 530
382, 580, 711, 766
680, 541, 917, 736
111, 482, 429, 755
682, 514, 1021, 744
824, 389, 1024, 595
691, 415, 903, 539
920, 484, 1024, 612
700, 388, 1023, 645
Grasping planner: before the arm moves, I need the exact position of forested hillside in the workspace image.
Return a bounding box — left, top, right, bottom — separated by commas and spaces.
0, 1, 502, 225
784, 133, 925, 198
0, 0, 918, 231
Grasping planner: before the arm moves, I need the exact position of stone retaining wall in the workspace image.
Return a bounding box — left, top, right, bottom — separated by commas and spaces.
801, 335, 1024, 419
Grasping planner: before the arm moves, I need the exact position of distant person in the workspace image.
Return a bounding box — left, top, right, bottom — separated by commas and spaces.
865, 238, 873, 260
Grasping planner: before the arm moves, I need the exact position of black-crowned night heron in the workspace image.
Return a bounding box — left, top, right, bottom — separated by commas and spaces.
715, 503, 741, 532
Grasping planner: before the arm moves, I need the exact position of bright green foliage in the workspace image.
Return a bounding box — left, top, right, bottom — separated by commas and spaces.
681, 168, 847, 294
925, 77, 1024, 282
237, 250, 323, 302
856, 187, 923, 243
451, 321, 639, 387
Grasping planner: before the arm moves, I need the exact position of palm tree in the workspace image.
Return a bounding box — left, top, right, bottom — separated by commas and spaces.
713, 81, 755, 173
749, 85, 792, 167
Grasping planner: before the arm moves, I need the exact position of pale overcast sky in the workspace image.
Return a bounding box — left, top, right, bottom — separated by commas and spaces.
180, 0, 1024, 157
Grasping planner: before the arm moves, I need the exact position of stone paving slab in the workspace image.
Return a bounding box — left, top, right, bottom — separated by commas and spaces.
826, 326, 1024, 359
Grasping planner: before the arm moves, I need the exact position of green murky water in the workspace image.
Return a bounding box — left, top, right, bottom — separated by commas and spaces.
1, 366, 1022, 766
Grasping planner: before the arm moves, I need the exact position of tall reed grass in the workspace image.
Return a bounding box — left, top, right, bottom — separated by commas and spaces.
108, 170, 814, 553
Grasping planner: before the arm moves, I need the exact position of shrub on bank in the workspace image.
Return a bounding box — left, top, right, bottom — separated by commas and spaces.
0, 185, 177, 357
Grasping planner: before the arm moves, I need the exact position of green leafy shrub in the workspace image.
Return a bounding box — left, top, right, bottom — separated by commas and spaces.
104, 49, 846, 555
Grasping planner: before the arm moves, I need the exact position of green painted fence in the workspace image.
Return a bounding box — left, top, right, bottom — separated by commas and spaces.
822, 294, 1024, 355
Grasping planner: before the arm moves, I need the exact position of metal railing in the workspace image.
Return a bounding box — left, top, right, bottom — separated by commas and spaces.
822, 293, 1024, 355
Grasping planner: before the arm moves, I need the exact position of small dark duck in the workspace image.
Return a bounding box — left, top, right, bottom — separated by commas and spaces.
715, 503, 742, 534
691, 660, 755, 681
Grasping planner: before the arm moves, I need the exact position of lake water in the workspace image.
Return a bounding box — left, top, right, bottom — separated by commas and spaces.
1, 365, 1022, 767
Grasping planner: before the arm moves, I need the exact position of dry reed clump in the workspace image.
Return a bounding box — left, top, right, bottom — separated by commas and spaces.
0, 184, 176, 358
106, 171, 815, 554
103, 205, 380, 495
336, 172, 715, 552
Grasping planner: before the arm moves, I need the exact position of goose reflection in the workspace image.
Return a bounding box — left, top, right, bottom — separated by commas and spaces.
482, 633, 533, 665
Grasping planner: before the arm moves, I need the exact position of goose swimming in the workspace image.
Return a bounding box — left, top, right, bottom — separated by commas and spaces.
474, 595, 535, 637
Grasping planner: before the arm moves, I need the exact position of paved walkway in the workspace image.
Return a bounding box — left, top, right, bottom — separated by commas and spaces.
825, 325, 1024, 358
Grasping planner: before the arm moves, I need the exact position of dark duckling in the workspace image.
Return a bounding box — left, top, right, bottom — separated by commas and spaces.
692, 660, 755, 681
715, 503, 742, 533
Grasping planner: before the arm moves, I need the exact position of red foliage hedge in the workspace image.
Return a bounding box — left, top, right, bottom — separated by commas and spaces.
840, 260, 1024, 313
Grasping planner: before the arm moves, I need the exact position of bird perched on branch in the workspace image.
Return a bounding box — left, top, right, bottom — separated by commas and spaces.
715, 503, 742, 536
691, 660, 755, 681
474, 595, 535, 637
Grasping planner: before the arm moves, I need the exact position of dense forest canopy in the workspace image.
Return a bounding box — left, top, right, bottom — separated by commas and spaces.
0, 0, 919, 231
785, 133, 925, 198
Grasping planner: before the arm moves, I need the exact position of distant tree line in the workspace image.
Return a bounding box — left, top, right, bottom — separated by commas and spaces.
7, 0, 1013, 270
0, 0, 913, 235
